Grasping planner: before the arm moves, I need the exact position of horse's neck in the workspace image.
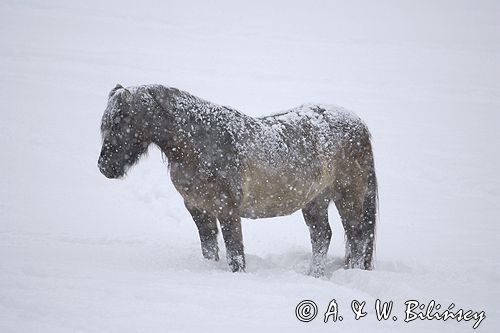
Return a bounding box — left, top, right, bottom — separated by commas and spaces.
155, 90, 205, 162
157, 89, 252, 162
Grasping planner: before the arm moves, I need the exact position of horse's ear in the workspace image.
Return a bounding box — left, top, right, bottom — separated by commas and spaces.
109, 84, 124, 98
121, 87, 133, 103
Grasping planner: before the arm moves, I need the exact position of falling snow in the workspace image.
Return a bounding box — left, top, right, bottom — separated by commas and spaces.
1, 1, 499, 332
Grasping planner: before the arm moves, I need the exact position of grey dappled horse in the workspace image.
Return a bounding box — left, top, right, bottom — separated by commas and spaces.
98, 84, 378, 277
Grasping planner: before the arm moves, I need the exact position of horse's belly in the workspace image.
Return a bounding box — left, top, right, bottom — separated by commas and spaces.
239, 167, 330, 219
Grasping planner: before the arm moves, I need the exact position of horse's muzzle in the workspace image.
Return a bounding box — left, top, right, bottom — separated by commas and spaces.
98, 157, 122, 179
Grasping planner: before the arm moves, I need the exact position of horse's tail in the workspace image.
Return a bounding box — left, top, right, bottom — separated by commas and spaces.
337, 121, 378, 270
362, 139, 378, 270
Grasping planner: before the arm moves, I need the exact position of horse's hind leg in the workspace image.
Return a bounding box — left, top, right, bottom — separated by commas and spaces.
333, 167, 377, 270
185, 202, 219, 261
302, 193, 332, 277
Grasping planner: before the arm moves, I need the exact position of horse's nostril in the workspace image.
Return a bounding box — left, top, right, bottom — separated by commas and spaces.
98, 160, 113, 178
98, 164, 108, 175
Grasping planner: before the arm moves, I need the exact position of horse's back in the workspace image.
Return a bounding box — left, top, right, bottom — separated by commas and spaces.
244, 103, 370, 167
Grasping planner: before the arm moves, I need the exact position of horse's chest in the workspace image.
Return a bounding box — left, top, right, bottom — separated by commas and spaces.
169, 162, 218, 209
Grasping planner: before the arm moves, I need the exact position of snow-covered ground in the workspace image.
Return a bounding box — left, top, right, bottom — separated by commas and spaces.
1, 0, 499, 332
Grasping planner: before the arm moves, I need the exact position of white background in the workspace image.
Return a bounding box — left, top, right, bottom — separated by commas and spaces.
1, 0, 499, 332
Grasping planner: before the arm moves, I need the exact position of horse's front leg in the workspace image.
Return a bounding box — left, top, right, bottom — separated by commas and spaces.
218, 211, 245, 272
302, 194, 332, 277
185, 202, 219, 261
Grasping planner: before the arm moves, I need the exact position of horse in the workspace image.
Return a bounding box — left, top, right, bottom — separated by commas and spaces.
98, 84, 378, 277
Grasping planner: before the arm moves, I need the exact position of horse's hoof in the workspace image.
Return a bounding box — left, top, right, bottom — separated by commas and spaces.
202, 251, 219, 262
308, 267, 325, 278
229, 263, 245, 272
228, 255, 245, 272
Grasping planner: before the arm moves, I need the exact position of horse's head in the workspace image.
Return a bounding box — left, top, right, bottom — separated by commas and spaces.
98, 84, 153, 179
